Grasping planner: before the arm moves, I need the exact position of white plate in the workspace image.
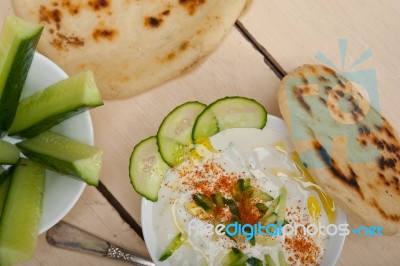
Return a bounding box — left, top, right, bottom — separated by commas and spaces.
4, 52, 91, 234
142, 115, 347, 266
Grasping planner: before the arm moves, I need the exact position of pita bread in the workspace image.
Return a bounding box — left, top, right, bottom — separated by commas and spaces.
12, 0, 249, 99
278, 64, 400, 235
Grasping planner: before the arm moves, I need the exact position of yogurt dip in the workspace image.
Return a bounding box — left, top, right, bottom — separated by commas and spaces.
146, 127, 337, 266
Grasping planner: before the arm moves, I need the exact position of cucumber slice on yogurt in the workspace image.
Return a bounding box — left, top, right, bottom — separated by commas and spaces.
157, 101, 206, 166
0, 16, 43, 137
192, 97, 268, 141
0, 140, 19, 165
159, 232, 185, 261
0, 159, 45, 266
129, 136, 170, 201
16, 131, 103, 186
9, 71, 103, 138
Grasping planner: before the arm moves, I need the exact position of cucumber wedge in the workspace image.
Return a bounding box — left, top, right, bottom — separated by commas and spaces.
223, 248, 247, 266
247, 257, 263, 266
265, 254, 277, 266
129, 136, 170, 201
159, 232, 185, 261
278, 249, 288, 266
16, 131, 103, 186
0, 167, 13, 217
0, 16, 43, 137
0, 140, 19, 165
0, 159, 45, 266
192, 97, 268, 141
9, 71, 103, 138
157, 101, 206, 166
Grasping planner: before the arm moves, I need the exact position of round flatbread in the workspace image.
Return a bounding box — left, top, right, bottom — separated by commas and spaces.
13, 0, 248, 99
278, 64, 400, 235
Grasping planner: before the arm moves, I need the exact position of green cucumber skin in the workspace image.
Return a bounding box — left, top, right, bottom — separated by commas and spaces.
159, 232, 184, 261
0, 26, 42, 137
0, 159, 44, 266
0, 140, 20, 165
0, 168, 13, 217
17, 145, 88, 182
8, 71, 103, 138
192, 96, 267, 141
17, 145, 99, 186
157, 101, 206, 167
16, 131, 102, 186
10, 105, 100, 138
129, 136, 170, 202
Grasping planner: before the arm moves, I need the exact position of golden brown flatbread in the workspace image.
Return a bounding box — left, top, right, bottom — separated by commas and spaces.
278, 64, 400, 235
13, 0, 249, 99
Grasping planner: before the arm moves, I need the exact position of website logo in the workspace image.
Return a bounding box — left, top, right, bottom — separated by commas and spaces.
285, 39, 380, 167
188, 219, 383, 240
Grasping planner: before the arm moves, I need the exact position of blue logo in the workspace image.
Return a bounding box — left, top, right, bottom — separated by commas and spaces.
351, 225, 383, 236
285, 39, 381, 167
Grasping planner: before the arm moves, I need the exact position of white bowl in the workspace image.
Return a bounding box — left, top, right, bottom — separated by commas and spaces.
142, 115, 346, 266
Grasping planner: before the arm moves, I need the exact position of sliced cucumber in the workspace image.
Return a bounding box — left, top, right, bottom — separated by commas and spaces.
159, 232, 185, 261
278, 249, 288, 266
0, 140, 19, 165
192, 97, 268, 141
192, 108, 219, 141
0, 159, 45, 266
256, 202, 268, 213
157, 101, 206, 166
247, 257, 263, 266
129, 136, 170, 201
9, 71, 103, 138
211, 192, 225, 207
260, 197, 280, 222
224, 198, 240, 222
16, 131, 103, 186
0, 167, 13, 217
251, 187, 273, 201
223, 248, 247, 266
192, 193, 215, 213
0, 16, 43, 136
277, 187, 287, 223
265, 254, 277, 266
263, 212, 278, 224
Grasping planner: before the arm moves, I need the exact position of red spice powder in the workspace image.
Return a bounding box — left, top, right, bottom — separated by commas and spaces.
283, 227, 321, 265
238, 193, 262, 225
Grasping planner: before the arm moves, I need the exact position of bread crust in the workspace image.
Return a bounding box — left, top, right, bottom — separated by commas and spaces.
278, 65, 400, 235
13, 0, 247, 99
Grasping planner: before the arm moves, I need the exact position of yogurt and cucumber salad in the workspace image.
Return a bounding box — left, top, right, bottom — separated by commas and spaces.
130, 97, 339, 266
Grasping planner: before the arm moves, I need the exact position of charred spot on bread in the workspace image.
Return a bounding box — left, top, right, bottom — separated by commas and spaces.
312, 140, 363, 197
378, 156, 396, 171
312, 140, 331, 167
92, 28, 118, 41
179, 0, 206, 16
293, 86, 312, 114
371, 200, 400, 221
358, 124, 371, 135
324, 86, 332, 94
50, 33, 84, 50
335, 90, 344, 97
144, 16, 163, 28
39, 5, 63, 30
319, 97, 327, 105
318, 76, 329, 83
322, 66, 335, 75
88, 0, 110, 10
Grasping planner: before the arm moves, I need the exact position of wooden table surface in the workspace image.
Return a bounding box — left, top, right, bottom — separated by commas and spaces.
1, 1, 400, 265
